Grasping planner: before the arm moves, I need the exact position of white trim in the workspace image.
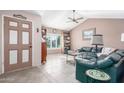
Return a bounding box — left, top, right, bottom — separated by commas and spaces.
47, 33, 61, 36
1, 15, 33, 74
2, 14, 33, 22
1, 15, 4, 74
47, 48, 61, 50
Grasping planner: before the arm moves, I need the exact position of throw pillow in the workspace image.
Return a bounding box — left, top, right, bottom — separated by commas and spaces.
101, 47, 116, 55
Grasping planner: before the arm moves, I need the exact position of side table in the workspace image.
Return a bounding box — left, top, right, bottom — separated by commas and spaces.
66, 50, 79, 65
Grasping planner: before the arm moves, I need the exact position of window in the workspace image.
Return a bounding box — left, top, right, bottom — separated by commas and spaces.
121, 33, 124, 42
46, 34, 61, 49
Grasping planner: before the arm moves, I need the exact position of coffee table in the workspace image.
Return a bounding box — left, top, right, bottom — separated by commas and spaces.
85, 69, 111, 83
66, 50, 79, 64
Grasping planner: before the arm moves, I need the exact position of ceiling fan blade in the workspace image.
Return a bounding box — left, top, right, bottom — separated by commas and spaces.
67, 10, 83, 23
66, 20, 78, 23
66, 21, 73, 23
75, 20, 79, 23
76, 17, 84, 20
68, 17, 73, 20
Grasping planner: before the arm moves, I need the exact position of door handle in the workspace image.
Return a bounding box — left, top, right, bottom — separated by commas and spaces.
29, 45, 32, 48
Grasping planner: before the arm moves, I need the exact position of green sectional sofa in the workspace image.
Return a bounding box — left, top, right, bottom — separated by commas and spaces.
75, 48, 124, 83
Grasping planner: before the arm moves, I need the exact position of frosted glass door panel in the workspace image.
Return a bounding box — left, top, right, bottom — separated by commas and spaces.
22, 32, 29, 44
9, 21, 18, 27
22, 24, 29, 28
9, 50, 17, 64
9, 30, 18, 44
22, 50, 29, 63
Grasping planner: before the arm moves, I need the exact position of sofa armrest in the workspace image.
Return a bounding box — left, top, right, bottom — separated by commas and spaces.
75, 56, 96, 68
97, 58, 114, 68
114, 57, 124, 68
110, 57, 124, 82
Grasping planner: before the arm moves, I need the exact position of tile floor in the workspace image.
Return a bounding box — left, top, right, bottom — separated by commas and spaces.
0, 54, 80, 83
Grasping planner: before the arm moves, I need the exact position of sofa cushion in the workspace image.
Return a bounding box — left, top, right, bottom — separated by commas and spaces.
97, 57, 113, 68
116, 49, 124, 57
106, 53, 122, 64
91, 47, 103, 53
79, 52, 97, 60
78, 48, 84, 52
97, 54, 107, 60
86, 52, 97, 58
76, 58, 96, 68
82, 47, 92, 52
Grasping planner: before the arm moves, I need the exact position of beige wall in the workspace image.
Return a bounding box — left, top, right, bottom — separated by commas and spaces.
0, 10, 42, 74
71, 19, 124, 50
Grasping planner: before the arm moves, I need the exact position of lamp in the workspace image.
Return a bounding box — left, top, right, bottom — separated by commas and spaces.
91, 34, 103, 67
91, 34, 103, 52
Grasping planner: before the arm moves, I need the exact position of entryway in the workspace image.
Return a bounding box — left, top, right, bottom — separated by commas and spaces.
0, 54, 79, 83
4, 16, 32, 73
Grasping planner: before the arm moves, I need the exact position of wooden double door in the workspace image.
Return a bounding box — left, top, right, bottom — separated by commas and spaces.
4, 16, 32, 73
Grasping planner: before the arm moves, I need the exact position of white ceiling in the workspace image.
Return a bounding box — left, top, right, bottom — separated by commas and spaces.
26, 10, 124, 31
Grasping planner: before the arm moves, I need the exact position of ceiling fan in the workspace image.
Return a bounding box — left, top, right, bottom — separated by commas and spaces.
67, 10, 83, 23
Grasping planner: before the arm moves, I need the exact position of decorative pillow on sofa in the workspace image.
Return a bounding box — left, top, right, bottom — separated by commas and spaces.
106, 53, 122, 64
101, 47, 116, 55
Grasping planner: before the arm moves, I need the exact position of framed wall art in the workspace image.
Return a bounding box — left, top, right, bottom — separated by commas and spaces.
82, 28, 96, 40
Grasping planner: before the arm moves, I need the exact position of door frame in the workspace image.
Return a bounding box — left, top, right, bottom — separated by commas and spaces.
2, 15, 33, 73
